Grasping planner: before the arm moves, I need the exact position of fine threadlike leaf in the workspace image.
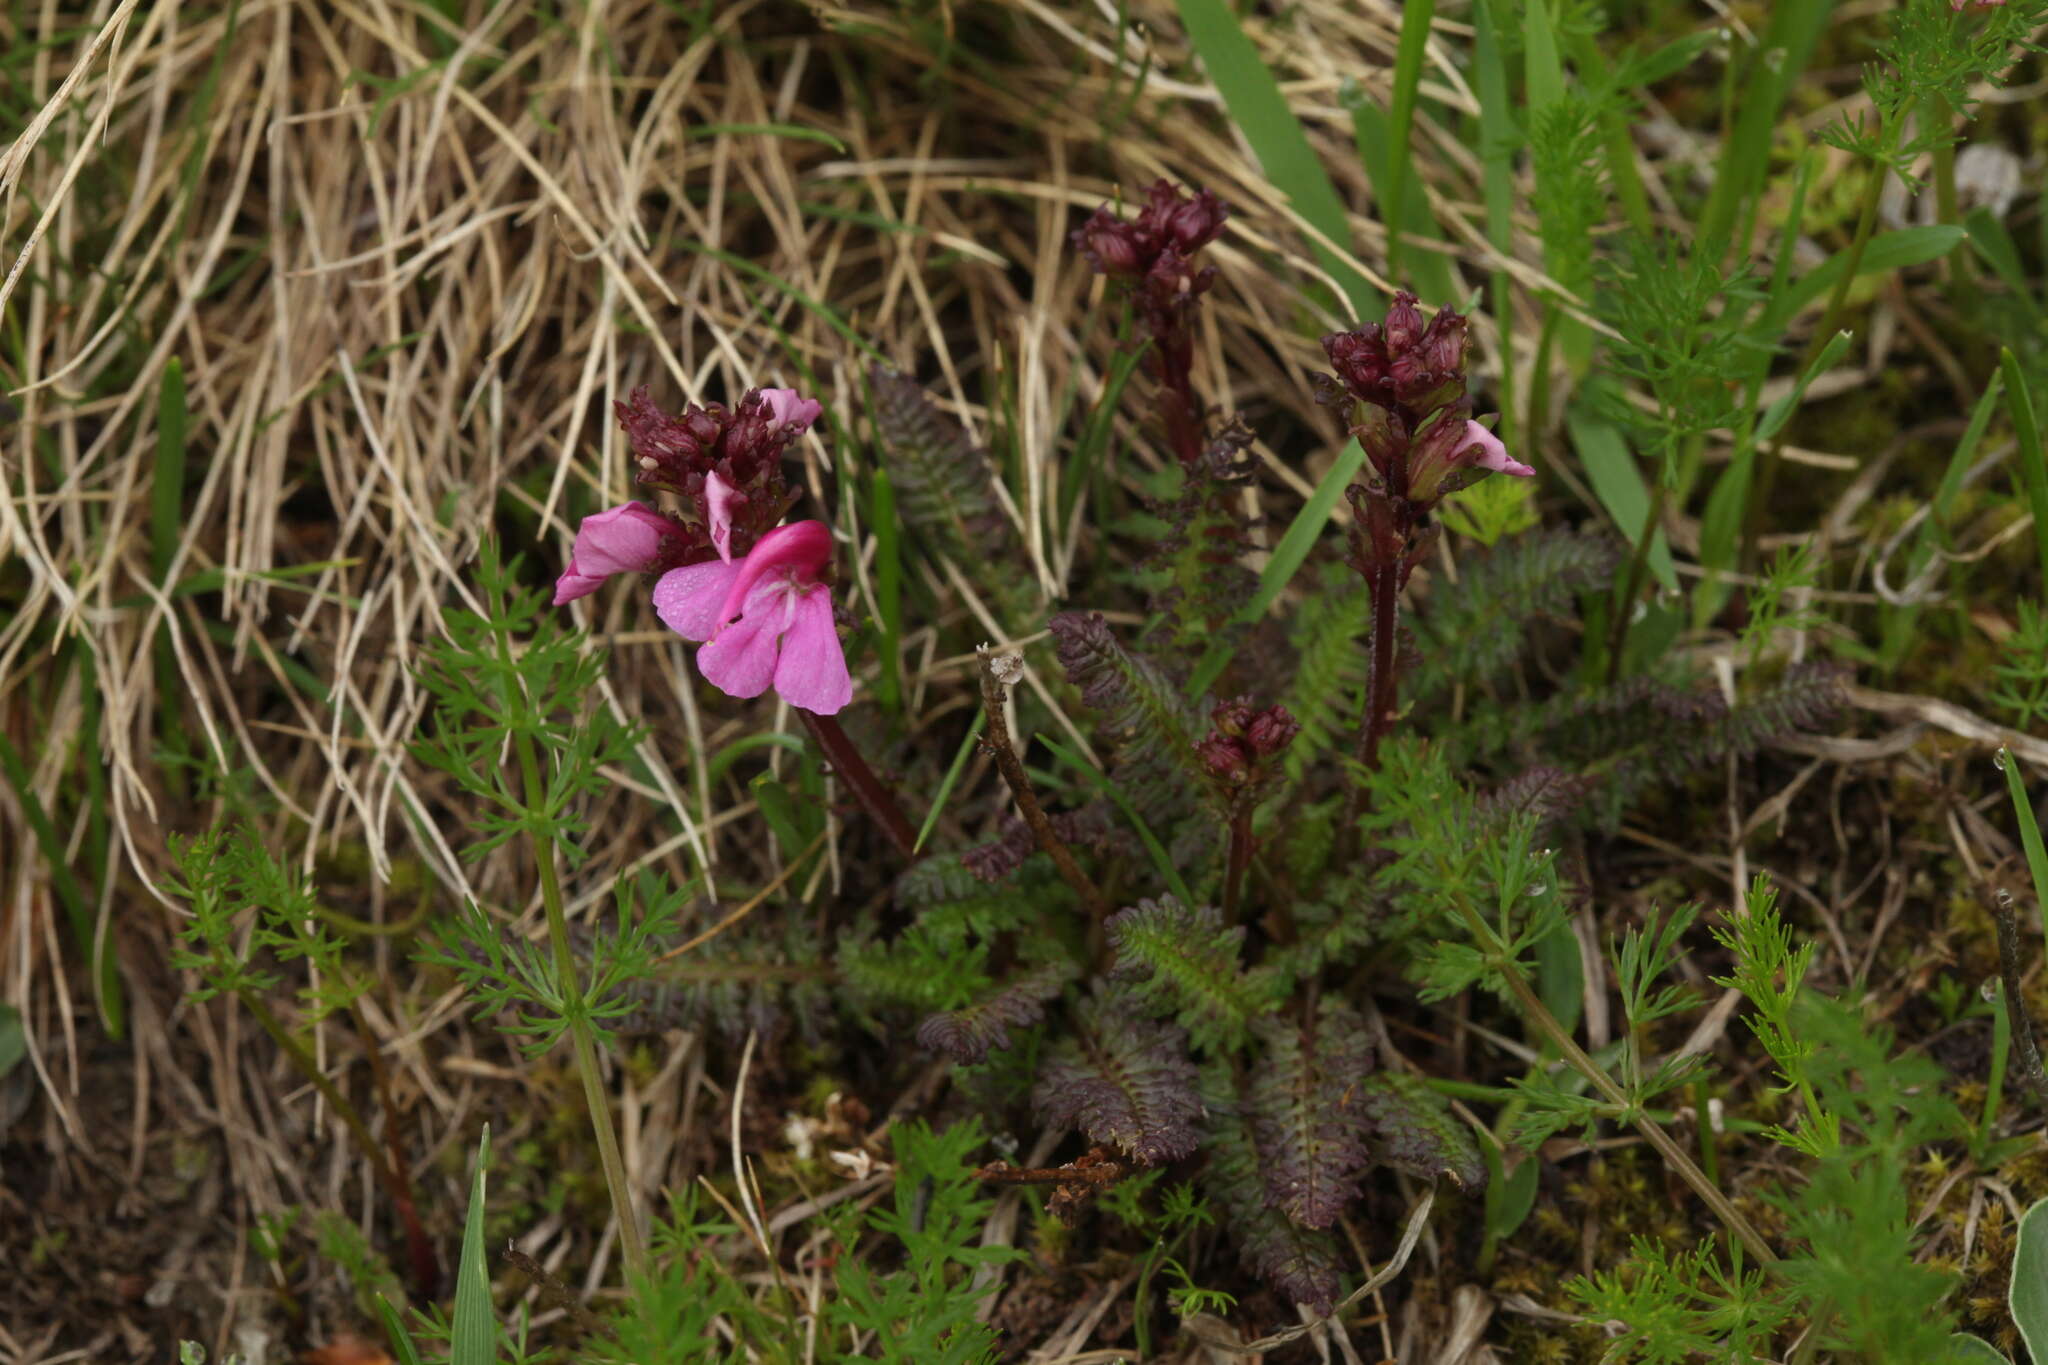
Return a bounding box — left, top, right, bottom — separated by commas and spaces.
1105, 898, 1283, 1052
1356, 1071, 1486, 1190
450, 1126, 494, 1365
1247, 1001, 1376, 1228
1033, 995, 1204, 1163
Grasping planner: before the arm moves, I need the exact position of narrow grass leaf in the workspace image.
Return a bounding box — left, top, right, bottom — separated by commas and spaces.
1699, 0, 1833, 250
914, 711, 987, 854
0, 732, 116, 1034
870, 468, 903, 713
1566, 408, 1675, 592
451, 1126, 494, 1365
1472, 0, 1519, 445
1966, 208, 2044, 322
374, 1296, 425, 1365
1929, 372, 2005, 549
2003, 749, 2048, 947
1380, 0, 1437, 285
1764, 227, 1966, 333
153, 359, 188, 585
1188, 439, 1369, 698
1345, 91, 1458, 307
682, 122, 848, 153
2000, 349, 2048, 586
1175, 0, 1377, 315
1755, 330, 1853, 443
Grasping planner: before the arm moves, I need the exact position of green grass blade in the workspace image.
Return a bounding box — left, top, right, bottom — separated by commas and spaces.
1472, 0, 1519, 445
1966, 208, 2044, 322
0, 731, 119, 1035
1380, 0, 1436, 286
915, 711, 987, 854
869, 468, 903, 714
1566, 408, 1675, 592
1188, 438, 1369, 698
1762, 226, 1967, 334
2000, 349, 2048, 587
1755, 329, 1854, 444
1522, 0, 1565, 113
1175, 0, 1377, 316
1345, 91, 1458, 307
153, 359, 188, 585
1929, 371, 2005, 549
375, 1295, 426, 1365
451, 1126, 496, 1365
1698, 0, 1834, 251
2004, 749, 2048, 947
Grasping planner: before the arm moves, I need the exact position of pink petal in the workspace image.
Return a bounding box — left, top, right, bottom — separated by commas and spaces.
652, 559, 743, 642
1463, 420, 1533, 478
759, 387, 823, 434
714, 520, 834, 627
704, 470, 741, 564
552, 562, 606, 604
697, 615, 783, 700
773, 588, 852, 715
572, 501, 678, 576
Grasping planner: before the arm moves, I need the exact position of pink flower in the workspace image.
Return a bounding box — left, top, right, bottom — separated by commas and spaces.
1461, 420, 1534, 478
758, 388, 823, 435
704, 470, 742, 563
552, 502, 687, 604
651, 520, 852, 715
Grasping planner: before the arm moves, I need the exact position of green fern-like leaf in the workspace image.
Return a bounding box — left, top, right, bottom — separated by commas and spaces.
1033, 994, 1204, 1163
1356, 1071, 1486, 1190
1247, 1001, 1377, 1228
1280, 561, 1370, 788
1105, 897, 1282, 1051
1410, 527, 1619, 697
1050, 611, 1212, 823
868, 363, 1012, 566
1205, 1100, 1344, 1315
1147, 429, 1260, 656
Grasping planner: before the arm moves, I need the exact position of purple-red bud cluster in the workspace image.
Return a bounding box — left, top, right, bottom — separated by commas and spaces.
1197, 697, 1300, 785
1072, 181, 1230, 336
614, 386, 819, 563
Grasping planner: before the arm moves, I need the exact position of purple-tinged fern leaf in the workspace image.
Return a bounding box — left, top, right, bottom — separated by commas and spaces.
1050, 611, 1213, 823
917, 960, 1079, 1064
1356, 1071, 1487, 1191
1247, 1001, 1377, 1228
1206, 1103, 1344, 1315
1032, 994, 1203, 1164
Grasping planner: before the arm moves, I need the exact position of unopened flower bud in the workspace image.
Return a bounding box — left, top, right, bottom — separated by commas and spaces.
1245, 707, 1300, 758
1383, 292, 1426, 353
1197, 732, 1252, 783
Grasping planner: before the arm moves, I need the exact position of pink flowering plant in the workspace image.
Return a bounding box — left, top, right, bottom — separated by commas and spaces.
478, 174, 1848, 1338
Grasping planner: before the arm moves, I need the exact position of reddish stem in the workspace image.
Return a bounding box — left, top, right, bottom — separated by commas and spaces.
1149, 328, 1207, 466
1359, 564, 1401, 773
1222, 802, 1253, 922
797, 709, 920, 861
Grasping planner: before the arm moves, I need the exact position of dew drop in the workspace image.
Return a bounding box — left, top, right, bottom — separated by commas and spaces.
1982, 978, 2002, 1005
1996, 888, 2017, 912
1995, 748, 2009, 771
1527, 880, 1551, 898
